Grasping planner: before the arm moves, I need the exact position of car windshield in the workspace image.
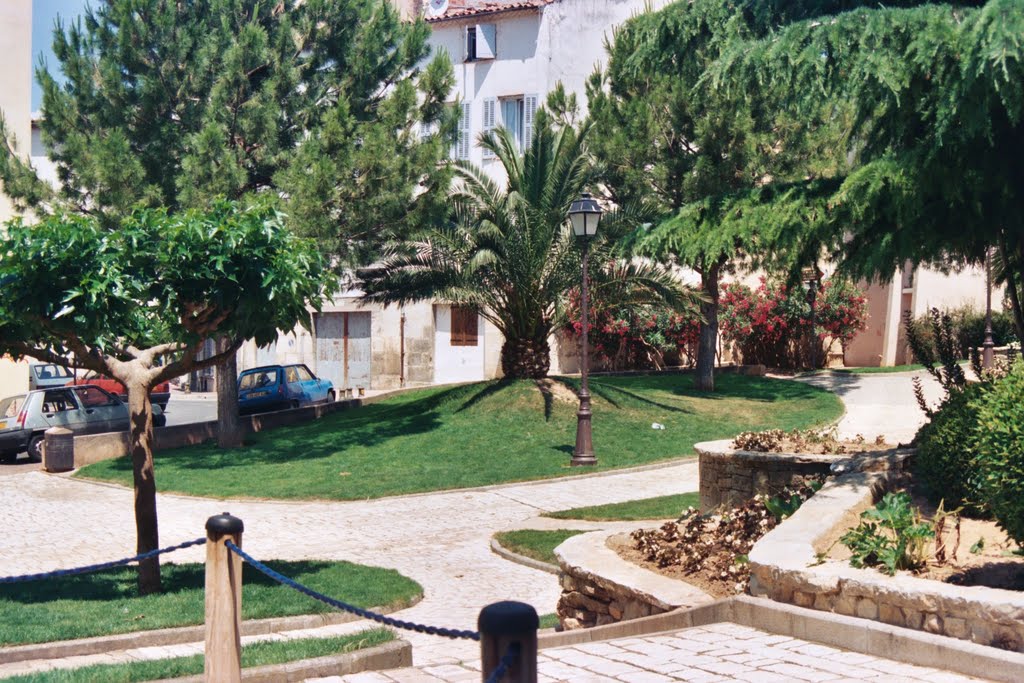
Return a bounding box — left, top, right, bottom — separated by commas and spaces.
240, 370, 278, 390
33, 365, 72, 380
0, 396, 25, 418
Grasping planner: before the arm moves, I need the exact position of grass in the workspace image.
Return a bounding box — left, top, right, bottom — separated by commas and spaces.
539, 613, 559, 630
77, 373, 842, 501
493, 529, 584, 566
2, 629, 394, 682
0, 561, 420, 646
544, 492, 700, 521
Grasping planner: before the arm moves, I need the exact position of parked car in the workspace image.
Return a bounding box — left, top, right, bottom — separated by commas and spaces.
237, 364, 335, 415
28, 363, 76, 390
0, 385, 164, 462
66, 371, 171, 411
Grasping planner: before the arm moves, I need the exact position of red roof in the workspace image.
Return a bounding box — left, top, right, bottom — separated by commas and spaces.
424, 0, 555, 23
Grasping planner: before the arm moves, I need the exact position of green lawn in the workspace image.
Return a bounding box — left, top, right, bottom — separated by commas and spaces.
0, 561, 420, 646
2, 629, 393, 683
493, 529, 584, 566
78, 374, 841, 501
544, 492, 700, 521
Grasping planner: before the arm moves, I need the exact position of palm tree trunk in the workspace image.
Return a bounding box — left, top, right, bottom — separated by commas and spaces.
695, 262, 721, 392
501, 336, 551, 379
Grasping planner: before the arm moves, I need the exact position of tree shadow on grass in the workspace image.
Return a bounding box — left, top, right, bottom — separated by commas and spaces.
589, 380, 691, 414
667, 374, 832, 403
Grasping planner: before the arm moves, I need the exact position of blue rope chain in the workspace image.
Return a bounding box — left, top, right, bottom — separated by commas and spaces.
225, 541, 480, 641
0, 537, 207, 584
485, 642, 521, 683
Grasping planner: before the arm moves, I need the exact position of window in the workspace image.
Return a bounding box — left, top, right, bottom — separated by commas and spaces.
453, 102, 471, 160
482, 98, 497, 159
285, 366, 301, 384
485, 94, 539, 152
240, 370, 278, 390
295, 365, 314, 382
465, 24, 496, 62
0, 396, 25, 418
451, 306, 479, 347
43, 389, 78, 413
33, 364, 72, 380
73, 386, 118, 408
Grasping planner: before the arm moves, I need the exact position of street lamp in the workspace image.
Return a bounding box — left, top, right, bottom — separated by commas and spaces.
802, 266, 823, 370
569, 192, 602, 467
984, 247, 995, 370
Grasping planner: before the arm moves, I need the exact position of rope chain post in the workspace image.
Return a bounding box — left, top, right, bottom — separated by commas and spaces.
478, 601, 539, 683
205, 512, 244, 683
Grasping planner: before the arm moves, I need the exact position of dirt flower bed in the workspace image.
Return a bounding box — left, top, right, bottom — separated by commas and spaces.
732, 428, 894, 455
621, 483, 819, 598
826, 485, 1024, 591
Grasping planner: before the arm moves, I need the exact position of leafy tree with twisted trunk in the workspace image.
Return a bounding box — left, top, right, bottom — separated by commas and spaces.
0, 202, 334, 594
0, 0, 455, 447
359, 108, 693, 378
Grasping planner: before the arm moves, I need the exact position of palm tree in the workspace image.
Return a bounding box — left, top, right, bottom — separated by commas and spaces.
360, 109, 693, 379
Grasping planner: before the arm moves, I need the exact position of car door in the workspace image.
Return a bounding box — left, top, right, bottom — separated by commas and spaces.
39, 388, 89, 434
294, 365, 323, 403
283, 365, 305, 405
72, 386, 128, 434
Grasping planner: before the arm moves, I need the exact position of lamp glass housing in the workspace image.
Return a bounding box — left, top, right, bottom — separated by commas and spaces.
569, 193, 602, 239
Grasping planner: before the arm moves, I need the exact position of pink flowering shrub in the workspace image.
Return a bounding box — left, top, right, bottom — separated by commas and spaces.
719, 277, 868, 368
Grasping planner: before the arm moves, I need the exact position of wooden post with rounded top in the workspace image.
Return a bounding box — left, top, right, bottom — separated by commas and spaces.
479, 601, 538, 682
205, 512, 244, 683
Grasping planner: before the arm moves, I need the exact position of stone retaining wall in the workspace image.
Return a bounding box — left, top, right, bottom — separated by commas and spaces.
748, 453, 1024, 652
554, 531, 712, 631
695, 439, 844, 510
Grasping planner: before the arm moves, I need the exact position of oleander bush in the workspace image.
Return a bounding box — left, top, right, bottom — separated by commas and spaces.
973, 362, 1024, 545
912, 382, 990, 517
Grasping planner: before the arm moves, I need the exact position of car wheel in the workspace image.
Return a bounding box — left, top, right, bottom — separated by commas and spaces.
327, 390, 336, 403
27, 435, 44, 463
153, 413, 167, 428
290, 400, 300, 410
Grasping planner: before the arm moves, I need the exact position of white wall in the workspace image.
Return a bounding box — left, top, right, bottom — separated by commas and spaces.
433, 304, 486, 383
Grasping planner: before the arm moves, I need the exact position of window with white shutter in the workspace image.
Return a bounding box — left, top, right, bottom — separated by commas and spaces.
453, 102, 471, 161
466, 24, 496, 61
523, 94, 539, 150
482, 97, 497, 159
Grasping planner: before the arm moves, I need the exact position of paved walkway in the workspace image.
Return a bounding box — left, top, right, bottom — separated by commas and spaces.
0, 370, 965, 679
323, 622, 990, 682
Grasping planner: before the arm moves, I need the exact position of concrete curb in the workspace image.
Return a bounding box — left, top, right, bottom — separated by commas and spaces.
153, 638, 413, 683
0, 597, 421, 666
538, 595, 1024, 682
489, 537, 559, 575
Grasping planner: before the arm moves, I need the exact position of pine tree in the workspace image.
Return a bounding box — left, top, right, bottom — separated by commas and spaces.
0, 0, 455, 445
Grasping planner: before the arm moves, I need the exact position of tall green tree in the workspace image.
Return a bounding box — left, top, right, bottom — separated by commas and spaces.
704, 0, 1021, 338
0, 0, 455, 445
0, 201, 334, 594
590, 0, 980, 386
359, 109, 693, 378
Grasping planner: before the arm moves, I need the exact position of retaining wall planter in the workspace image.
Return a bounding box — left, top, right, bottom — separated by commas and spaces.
553, 530, 712, 631
747, 452, 1024, 652
72, 394, 391, 468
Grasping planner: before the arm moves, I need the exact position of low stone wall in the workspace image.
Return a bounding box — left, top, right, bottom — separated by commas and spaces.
695, 439, 845, 510
554, 530, 712, 631
748, 453, 1024, 652
72, 394, 389, 467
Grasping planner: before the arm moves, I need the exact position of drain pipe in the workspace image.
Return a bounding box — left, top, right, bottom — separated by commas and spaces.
400, 308, 406, 388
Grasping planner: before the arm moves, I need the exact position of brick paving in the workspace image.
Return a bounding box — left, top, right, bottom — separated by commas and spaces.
320, 623, 992, 682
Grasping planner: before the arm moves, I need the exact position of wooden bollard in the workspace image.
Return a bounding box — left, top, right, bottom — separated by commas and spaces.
43, 427, 74, 472
478, 601, 539, 683
205, 512, 244, 683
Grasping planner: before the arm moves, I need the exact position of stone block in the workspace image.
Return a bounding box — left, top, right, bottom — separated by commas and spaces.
903, 608, 924, 630
608, 602, 623, 620
793, 591, 815, 608
969, 620, 994, 645
812, 593, 832, 612
561, 617, 583, 631
622, 600, 650, 621
878, 603, 903, 626
560, 591, 608, 614
855, 598, 878, 620
924, 613, 943, 635
833, 595, 857, 617
944, 616, 969, 639
595, 614, 616, 626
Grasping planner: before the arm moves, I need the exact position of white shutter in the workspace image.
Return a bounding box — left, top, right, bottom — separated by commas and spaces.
481, 98, 497, 159
476, 24, 497, 60
456, 102, 472, 160
523, 94, 539, 150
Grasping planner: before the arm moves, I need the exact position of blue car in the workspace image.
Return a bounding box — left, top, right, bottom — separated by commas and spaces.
237, 364, 335, 415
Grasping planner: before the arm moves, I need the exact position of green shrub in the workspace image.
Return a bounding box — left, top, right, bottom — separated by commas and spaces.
841, 492, 934, 575
974, 362, 1024, 545
913, 382, 989, 516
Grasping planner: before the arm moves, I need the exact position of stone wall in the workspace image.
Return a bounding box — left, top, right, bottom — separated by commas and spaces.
696, 439, 843, 510
747, 453, 1024, 653
554, 531, 712, 631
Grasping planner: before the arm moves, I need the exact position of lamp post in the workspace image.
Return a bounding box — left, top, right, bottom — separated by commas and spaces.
984, 247, 995, 370
802, 266, 823, 370
569, 192, 602, 467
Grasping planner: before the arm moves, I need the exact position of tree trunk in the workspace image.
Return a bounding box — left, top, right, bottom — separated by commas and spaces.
126, 383, 161, 595
501, 336, 551, 379
216, 337, 243, 449
998, 232, 1024, 342
695, 263, 721, 392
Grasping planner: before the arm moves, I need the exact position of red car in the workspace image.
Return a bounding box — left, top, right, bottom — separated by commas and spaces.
67, 372, 171, 412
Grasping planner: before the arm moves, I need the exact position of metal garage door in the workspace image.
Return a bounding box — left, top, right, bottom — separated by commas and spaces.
315, 312, 372, 391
